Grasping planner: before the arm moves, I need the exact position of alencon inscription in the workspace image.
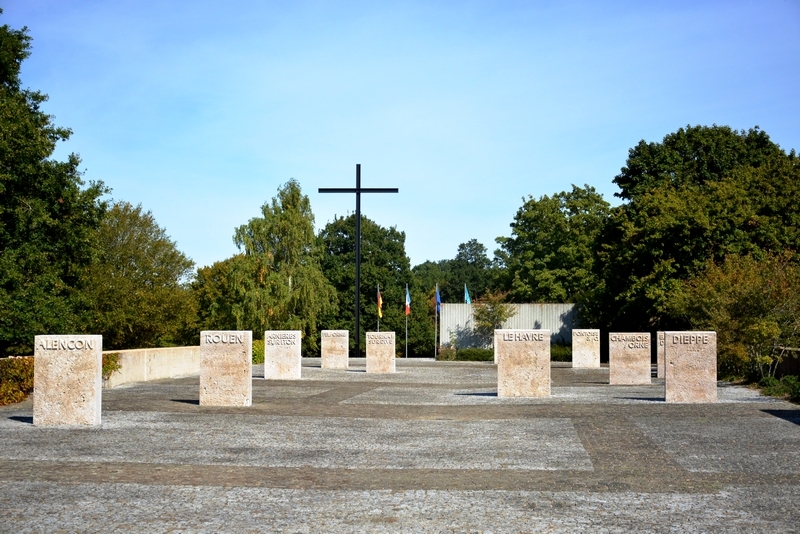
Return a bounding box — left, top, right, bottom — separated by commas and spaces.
37, 339, 96, 351
610, 334, 650, 349
267, 333, 298, 346
502, 331, 545, 342
204, 333, 244, 344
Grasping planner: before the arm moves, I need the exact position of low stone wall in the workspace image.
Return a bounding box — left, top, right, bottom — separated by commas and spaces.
103, 346, 201, 389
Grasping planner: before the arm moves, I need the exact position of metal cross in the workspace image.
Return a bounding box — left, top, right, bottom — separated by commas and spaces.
319, 164, 398, 358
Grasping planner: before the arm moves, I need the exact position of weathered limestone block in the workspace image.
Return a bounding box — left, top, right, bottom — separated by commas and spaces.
609, 333, 651, 385
572, 329, 600, 368
200, 331, 252, 406
366, 332, 395, 373
34, 335, 103, 426
495, 329, 550, 397
264, 330, 302, 380
665, 331, 717, 403
657, 331, 665, 379
321, 330, 349, 370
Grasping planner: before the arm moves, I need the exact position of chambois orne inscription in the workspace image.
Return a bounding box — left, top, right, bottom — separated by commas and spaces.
610, 334, 650, 349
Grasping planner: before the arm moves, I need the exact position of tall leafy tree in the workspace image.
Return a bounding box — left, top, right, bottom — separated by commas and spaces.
232, 180, 336, 352
412, 239, 494, 304
595, 125, 800, 331
0, 16, 107, 355
83, 202, 195, 349
319, 213, 433, 356
495, 185, 610, 304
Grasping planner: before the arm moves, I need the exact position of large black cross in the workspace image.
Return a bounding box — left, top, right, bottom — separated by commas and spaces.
319, 164, 398, 358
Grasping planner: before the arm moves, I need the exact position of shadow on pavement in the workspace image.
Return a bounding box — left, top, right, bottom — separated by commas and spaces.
8, 416, 32, 424
171, 399, 200, 405
762, 409, 800, 426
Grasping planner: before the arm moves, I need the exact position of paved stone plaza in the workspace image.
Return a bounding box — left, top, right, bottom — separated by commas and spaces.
1, 359, 799, 533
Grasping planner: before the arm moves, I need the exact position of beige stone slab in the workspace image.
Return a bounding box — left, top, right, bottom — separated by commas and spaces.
571, 329, 600, 368
321, 330, 349, 370
200, 331, 252, 406
264, 331, 302, 380
657, 331, 665, 379
609, 333, 651, 385
495, 329, 550, 397
33, 335, 102, 426
665, 331, 717, 403
366, 332, 395, 373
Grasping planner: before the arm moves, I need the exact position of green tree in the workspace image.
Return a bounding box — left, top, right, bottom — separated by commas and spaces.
495, 185, 610, 304
668, 254, 800, 379
83, 202, 195, 349
412, 239, 494, 305
232, 180, 336, 352
193, 255, 241, 332
0, 16, 108, 355
319, 213, 433, 357
594, 125, 800, 331
472, 290, 517, 347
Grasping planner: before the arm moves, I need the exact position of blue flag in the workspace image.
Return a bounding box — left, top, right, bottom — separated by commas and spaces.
435, 284, 441, 314
464, 284, 471, 304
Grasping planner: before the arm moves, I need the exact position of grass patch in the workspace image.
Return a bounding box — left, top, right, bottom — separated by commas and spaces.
252, 339, 265, 364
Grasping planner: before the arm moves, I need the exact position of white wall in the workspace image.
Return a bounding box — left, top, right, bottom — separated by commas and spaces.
439, 303, 578, 348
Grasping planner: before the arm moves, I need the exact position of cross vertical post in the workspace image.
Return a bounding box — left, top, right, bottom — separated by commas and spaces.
319, 164, 398, 358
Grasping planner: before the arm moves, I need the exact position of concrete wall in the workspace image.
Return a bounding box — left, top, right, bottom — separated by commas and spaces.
103, 346, 201, 389
440, 303, 578, 348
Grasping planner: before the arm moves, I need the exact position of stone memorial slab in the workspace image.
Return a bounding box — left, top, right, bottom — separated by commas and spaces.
609, 333, 651, 385
665, 331, 717, 403
366, 332, 395, 373
200, 331, 252, 406
33, 335, 102, 426
657, 331, 665, 379
495, 329, 550, 397
264, 330, 302, 380
321, 330, 349, 370
572, 329, 600, 368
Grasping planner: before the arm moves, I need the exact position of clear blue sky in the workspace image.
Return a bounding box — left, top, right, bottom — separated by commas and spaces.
4, 1, 799, 269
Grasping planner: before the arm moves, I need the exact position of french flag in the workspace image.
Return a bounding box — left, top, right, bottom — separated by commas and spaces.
405, 284, 411, 316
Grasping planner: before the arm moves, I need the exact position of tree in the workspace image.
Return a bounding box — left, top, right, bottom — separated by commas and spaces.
319, 213, 433, 356
472, 290, 517, 347
232, 180, 336, 352
495, 185, 610, 304
83, 202, 195, 349
0, 16, 107, 355
594, 125, 800, 331
412, 239, 494, 305
667, 254, 800, 379
193, 255, 241, 332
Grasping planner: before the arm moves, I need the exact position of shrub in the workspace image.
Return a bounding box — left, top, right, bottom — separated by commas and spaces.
102, 353, 121, 381
252, 339, 265, 364
0, 357, 34, 406
436, 346, 456, 361
551, 344, 572, 362
759, 375, 800, 401
456, 348, 494, 361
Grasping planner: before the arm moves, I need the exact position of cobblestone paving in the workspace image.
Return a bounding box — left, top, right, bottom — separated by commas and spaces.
1, 358, 799, 533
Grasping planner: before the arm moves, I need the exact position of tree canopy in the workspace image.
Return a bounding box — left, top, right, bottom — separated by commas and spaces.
0, 17, 107, 355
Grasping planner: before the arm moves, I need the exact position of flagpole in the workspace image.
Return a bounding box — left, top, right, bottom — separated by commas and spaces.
377, 284, 380, 332
405, 283, 409, 359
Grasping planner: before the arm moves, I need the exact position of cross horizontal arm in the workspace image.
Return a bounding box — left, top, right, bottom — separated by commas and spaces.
318, 188, 399, 194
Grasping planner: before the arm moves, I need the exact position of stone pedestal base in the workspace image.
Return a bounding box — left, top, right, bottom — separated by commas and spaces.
496, 329, 550, 397
665, 331, 717, 403
321, 330, 349, 370
366, 332, 395, 373
265, 331, 302, 380
200, 331, 252, 406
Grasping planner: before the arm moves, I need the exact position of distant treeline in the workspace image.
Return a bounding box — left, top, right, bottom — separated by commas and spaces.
2, 18, 799, 379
